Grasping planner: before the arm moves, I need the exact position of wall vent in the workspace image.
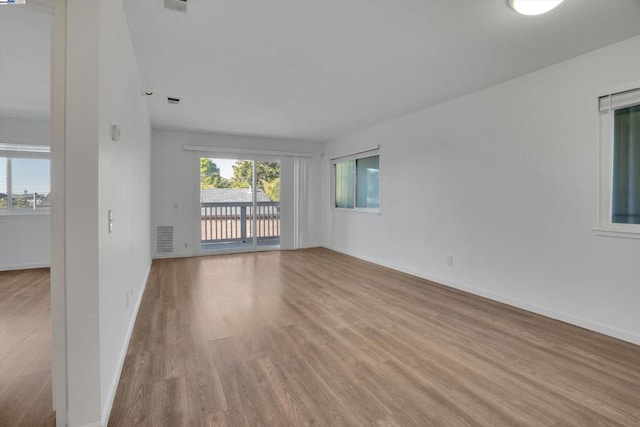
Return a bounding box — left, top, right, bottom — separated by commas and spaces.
156, 226, 174, 253
163, 0, 187, 13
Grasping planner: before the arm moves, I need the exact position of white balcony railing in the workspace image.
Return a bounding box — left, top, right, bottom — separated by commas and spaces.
201, 201, 280, 244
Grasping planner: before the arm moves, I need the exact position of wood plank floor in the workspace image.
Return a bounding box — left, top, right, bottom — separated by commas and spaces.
110, 248, 640, 426
0, 268, 55, 427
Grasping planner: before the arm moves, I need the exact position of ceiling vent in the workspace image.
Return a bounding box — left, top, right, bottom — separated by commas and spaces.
163, 0, 187, 13
167, 97, 181, 105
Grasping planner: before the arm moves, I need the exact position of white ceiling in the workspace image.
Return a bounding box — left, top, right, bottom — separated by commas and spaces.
123, 0, 640, 142
0, 3, 52, 120
3, 1, 640, 140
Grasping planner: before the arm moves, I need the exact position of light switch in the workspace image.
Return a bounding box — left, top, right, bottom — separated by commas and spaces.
111, 124, 120, 142
108, 210, 114, 233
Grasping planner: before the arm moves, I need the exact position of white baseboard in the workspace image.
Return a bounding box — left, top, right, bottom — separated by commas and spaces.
324, 245, 640, 346
100, 260, 152, 427
153, 250, 192, 259
0, 262, 50, 271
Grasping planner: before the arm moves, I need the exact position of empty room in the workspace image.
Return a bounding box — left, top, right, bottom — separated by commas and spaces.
1, 0, 640, 426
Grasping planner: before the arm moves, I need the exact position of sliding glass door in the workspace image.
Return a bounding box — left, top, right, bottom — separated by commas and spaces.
199, 156, 280, 252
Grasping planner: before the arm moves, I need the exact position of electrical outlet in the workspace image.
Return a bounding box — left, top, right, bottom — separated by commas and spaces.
446, 255, 453, 267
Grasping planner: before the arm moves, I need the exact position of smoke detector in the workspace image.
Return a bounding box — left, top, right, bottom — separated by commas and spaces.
164, 0, 187, 13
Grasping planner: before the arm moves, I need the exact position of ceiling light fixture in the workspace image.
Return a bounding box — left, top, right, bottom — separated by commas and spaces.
508, 0, 564, 16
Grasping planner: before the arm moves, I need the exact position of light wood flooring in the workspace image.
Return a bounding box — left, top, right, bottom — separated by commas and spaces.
0, 268, 55, 427
110, 248, 640, 426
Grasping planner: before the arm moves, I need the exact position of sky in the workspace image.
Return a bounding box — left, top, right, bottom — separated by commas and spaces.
0, 158, 50, 194
207, 157, 237, 179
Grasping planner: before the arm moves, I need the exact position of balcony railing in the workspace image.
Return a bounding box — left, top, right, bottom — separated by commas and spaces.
0, 193, 50, 210
201, 201, 280, 244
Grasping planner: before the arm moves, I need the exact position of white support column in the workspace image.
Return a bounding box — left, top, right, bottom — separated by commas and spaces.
50, 0, 67, 425
52, 0, 103, 425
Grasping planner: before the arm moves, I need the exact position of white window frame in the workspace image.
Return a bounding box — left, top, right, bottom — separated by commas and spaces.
0, 144, 51, 216
594, 86, 640, 239
331, 147, 380, 214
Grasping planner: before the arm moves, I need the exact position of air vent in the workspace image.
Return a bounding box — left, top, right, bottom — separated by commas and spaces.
167, 97, 181, 105
156, 226, 174, 253
164, 0, 187, 13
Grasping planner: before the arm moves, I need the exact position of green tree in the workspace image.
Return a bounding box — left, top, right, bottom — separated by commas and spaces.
200, 158, 229, 188
262, 177, 280, 202
230, 161, 280, 196
229, 160, 252, 189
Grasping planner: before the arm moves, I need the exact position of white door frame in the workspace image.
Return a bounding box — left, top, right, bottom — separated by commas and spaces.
51, 0, 68, 425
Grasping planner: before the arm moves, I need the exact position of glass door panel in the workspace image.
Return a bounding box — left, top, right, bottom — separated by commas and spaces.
200, 157, 280, 252
255, 160, 280, 246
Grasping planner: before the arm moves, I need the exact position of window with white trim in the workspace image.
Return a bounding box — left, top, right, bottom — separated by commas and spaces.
332, 148, 380, 212
0, 145, 50, 214
596, 87, 640, 237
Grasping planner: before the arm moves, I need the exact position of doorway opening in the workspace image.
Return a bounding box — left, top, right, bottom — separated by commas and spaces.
0, 2, 57, 425
199, 157, 280, 252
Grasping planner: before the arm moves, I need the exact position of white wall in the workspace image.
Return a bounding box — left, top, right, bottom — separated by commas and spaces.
323, 35, 640, 345
0, 117, 51, 271
63, 1, 101, 424
56, 0, 152, 425
0, 117, 50, 145
151, 129, 323, 257
0, 215, 50, 270
50, 1, 66, 423
98, 0, 152, 423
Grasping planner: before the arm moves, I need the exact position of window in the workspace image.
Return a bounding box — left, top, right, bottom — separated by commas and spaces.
612, 104, 640, 224
335, 160, 355, 208
332, 148, 380, 211
596, 87, 640, 237
0, 145, 50, 214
